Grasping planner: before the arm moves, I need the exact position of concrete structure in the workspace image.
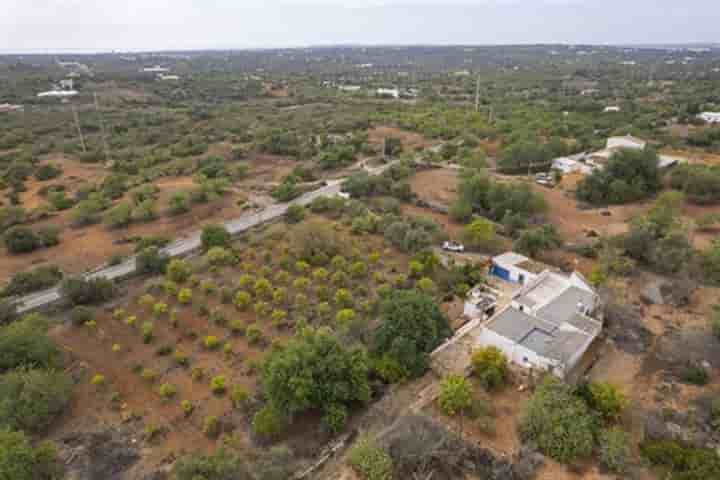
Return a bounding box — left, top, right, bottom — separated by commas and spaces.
489, 252, 547, 285
338, 85, 361, 92
142, 66, 170, 73
37, 90, 78, 98
473, 268, 602, 379
552, 152, 594, 175
377, 88, 400, 99
603, 106, 621, 113
698, 112, 720, 124
158, 74, 180, 81
606, 135, 647, 151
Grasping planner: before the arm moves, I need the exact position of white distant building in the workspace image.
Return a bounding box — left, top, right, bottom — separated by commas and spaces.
552, 153, 595, 175
603, 106, 621, 113
37, 90, 78, 98
698, 112, 720, 124
142, 66, 170, 73
472, 259, 602, 379
59, 79, 74, 90
377, 88, 400, 99
606, 135, 647, 151
338, 85, 361, 92
489, 252, 547, 285
158, 74, 180, 81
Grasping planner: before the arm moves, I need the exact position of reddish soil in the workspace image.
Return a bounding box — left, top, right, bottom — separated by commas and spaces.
410, 168, 460, 206
368, 126, 434, 151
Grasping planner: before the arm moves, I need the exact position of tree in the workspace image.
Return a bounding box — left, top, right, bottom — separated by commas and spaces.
471, 346, 510, 391
4, 227, 41, 254
462, 218, 500, 251
0, 368, 73, 433
261, 327, 370, 428
103, 202, 132, 229
373, 290, 451, 377
514, 225, 562, 258
168, 191, 191, 215
291, 220, 343, 263
0, 428, 60, 480
438, 375, 473, 416
201, 224, 231, 251
136, 247, 168, 274
61, 277, 115, 306
519, 377, 596, 463
599, 428, 631, 474
0, 314, 59, 372
581, 381, 629, 423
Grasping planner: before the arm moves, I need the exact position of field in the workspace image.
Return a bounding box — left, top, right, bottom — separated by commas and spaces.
46, 218, 412, 476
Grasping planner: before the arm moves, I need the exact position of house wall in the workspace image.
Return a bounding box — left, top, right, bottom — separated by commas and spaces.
476, 328, 560, 376
492, 263, 537, 285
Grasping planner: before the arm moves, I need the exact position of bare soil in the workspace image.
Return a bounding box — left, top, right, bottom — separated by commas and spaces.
410, 168, 460, 206
367, 126, 434, 152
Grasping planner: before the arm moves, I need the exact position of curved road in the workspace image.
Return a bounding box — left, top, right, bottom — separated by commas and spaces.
16, 164, 391, 314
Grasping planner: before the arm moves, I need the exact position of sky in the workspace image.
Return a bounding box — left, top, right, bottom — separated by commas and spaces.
1, 0, 718, 52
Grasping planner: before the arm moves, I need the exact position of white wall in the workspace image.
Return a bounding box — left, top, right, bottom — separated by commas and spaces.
476, 328, 560, 376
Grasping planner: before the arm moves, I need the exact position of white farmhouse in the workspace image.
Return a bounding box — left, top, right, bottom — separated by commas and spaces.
552, 152, 595, 175
606, 135, 646, 151
603, 106, 621, 113
475, 269, 602, 379
698, 112, 720, 124
377, 88, 400, 99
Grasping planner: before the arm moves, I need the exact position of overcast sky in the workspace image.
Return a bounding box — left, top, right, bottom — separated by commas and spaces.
1, 0, 717, 52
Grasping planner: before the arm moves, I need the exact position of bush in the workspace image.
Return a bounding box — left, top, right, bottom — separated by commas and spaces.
136, 247, 168, 275
70, 306, 94, 326
4, 226, 60, 254
141, 322, 155, 344
599, 428, 631, 474
206, 247, 235, 267
2, 265, 62, 297
0, 368, 73, 433
641, 440, 720, 480
34, 163, 62, 181
579, 381, 629, 423
438, 374, 473, 416
201, 224, 231, 251
471, 347, 510, 391
246, 324, 264, 344
166, 259, 191, 283
210, 375, 227, 395
177, 288, 193, 304
348, 436, 393, 480
61, 277, 115, 306
103, 202, 132, 228
231, 386, 250, 409
285, 204, 305, 224
682, 364, 709, 385
519, 377, 596, 463
0, 428, 61, 480
252, 405, 285, 440
158, 383, 177, 400
173, 449, 248, 480
204, 336, 221, 350
0, 314, 59, 371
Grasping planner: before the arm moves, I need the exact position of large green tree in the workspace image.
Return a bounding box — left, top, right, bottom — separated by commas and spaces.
373, 290, 451, 377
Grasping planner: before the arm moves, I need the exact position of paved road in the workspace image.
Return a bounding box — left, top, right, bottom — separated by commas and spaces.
14, 166, 387, 314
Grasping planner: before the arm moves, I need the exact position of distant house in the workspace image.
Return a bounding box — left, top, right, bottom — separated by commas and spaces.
606, 135, 646, 151
37, 90, 78, 98
490, 252, 548, 285
377, 88, 400, 99
158, 74, 180, 81
603, 106, 621, 113
338, 85, 361, 92
142, 66, 170, 73
473, 266, 602, 379
552, 152, 594, 175
698, 112, 720, 124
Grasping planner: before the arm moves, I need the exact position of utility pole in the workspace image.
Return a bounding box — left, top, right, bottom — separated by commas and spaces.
71, 103, 87, 153
474, 74, 481, 113
94, 92, 111, 164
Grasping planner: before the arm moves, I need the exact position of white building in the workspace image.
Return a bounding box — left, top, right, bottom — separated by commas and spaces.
552, 152, 595, 175
37, 90, 78, 98
158, 74, 180, 81
142, 66, 170, 73
489, 252, 547, 285
338, 85, 361, 92
473, 268, 602, 379
377, 88, 400, 99
603, 106, 621, 113
606, 135, 647, 151
698, 112, 720, 124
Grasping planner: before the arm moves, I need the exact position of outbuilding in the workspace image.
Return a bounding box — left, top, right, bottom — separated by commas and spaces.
489, 252, 547, 285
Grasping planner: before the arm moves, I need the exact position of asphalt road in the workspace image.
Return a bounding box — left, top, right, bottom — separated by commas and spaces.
13, 170, 375, 314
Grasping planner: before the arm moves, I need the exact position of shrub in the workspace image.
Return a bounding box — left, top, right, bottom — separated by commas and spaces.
252, 405, 285, 440
0, 428, 61, 480
519, 377, 596, 463
172, 449, 247, 480
640, 440, 720, 480
348, 436, 393, 480
203, 416, 221, 438
201, 224, 231, 250
581, 382, 629, 422
2, 265, 63, 297
599, 428, 631, 474
271, 309, 288, 328
61, 277, 115, 306
181, 400, 194, 417
191, 367, 205, 382
70, 306, 94, 327
158, 383, 177, 400
254, 278, 273, 299
153, 302, 168, 318
246, 324, 264, 345
0, 368, 73, 433
90, 374, 106, 388
177, 288, 192, 304
0, 314, 59, 371
231, 386, 250, 409
438, 374, 473, 416
141, 322, 155, 344
206, 247, 235, 267
334, 288, 353, 308
234, 291, 252, 310
140, 368, 158, 383
471, 347, 510, 391
682, 364, 709, 385
166, 259, 191, 283
285, 204, 305, 223
210, 375, 227, 395
136, 247, 168, 275
200, 279, 218, 296
204, 336, 220, 350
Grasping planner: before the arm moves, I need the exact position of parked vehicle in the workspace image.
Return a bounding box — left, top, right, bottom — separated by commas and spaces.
442, 241, 465, 252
